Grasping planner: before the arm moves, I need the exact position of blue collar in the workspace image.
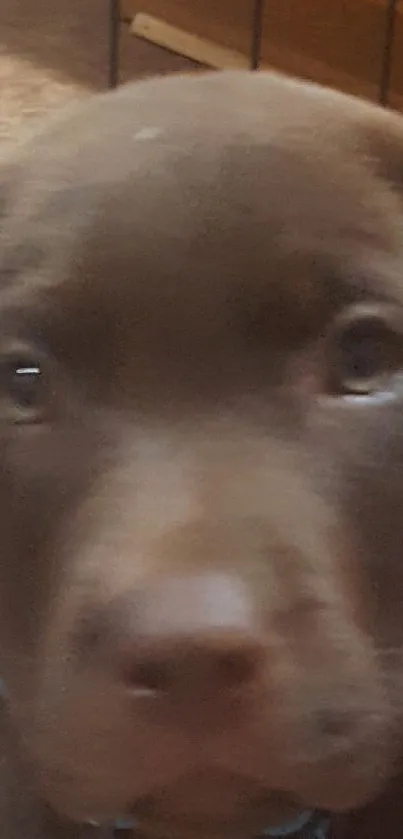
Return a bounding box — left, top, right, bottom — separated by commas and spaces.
90, 810, 330, 838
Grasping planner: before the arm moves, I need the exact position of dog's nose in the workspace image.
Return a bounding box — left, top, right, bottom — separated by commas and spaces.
116, 574, 265, 697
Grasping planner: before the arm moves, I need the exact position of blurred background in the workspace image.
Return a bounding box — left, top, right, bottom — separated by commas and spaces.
0, 0, 401, 152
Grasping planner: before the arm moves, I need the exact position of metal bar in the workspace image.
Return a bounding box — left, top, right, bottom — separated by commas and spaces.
250, 0, 265, 70
108, 0, 121, 88
379, 0, 398, 106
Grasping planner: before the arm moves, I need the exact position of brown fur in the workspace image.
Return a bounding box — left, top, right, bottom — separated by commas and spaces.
1, 70, 403, 838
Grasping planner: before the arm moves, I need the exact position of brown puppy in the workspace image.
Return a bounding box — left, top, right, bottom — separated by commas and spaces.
1, 70, 403, 839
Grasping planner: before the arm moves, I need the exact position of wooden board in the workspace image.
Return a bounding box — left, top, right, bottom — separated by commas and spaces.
131, 13, 251, 69
121, 0, 403, 109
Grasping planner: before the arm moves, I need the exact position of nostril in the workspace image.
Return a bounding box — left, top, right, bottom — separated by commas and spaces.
315, 709, 357, 741
121, 639, 264, 696
212, 649, 261, 688
112, 574, 262, 695
123, 660, 171, 694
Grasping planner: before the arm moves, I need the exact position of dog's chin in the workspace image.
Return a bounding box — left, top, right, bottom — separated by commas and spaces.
126, 749, 395, 837
128, 786, 302, 839
54, 776, 303, 837
43, 751, 393, 835
127, 779, 381, 839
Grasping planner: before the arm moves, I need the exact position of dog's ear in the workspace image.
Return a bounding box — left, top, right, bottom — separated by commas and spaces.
0, 161, 27, 287
0, 166, 13, 254
360, 106, 403, 194
0, 171, 11, 222
0, 160, 20, 223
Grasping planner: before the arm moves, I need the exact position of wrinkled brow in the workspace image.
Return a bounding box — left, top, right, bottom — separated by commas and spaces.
0, 260, 397, 372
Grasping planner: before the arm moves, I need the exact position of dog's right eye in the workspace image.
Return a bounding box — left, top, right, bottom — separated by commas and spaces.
0, 352, 49, 423
324, 304, 403, 398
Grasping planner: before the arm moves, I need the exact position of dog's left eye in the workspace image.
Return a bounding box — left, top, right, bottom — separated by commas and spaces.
0, 352, 49, 422
10, 361, 43, 406
325, 305, 403, 397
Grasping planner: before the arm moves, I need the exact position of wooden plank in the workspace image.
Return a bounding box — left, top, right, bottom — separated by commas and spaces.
122, 0, 403, 108
262, 1, 385, 93
131, 13, 251, 69
121, 0, 254, 57
129, 11, 403, 110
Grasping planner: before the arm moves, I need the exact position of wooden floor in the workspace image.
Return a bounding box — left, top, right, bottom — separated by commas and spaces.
0, 0, 197, 151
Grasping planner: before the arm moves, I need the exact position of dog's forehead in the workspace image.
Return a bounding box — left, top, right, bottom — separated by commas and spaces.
2, 70, 403, 344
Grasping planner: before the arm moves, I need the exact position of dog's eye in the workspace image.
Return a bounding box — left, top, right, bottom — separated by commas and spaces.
325, 305, 403, 397
0, 353, 48, 422
10, 361, 42, 406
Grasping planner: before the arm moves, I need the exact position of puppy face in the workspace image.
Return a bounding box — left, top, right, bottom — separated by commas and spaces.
2, 70, 403, 837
